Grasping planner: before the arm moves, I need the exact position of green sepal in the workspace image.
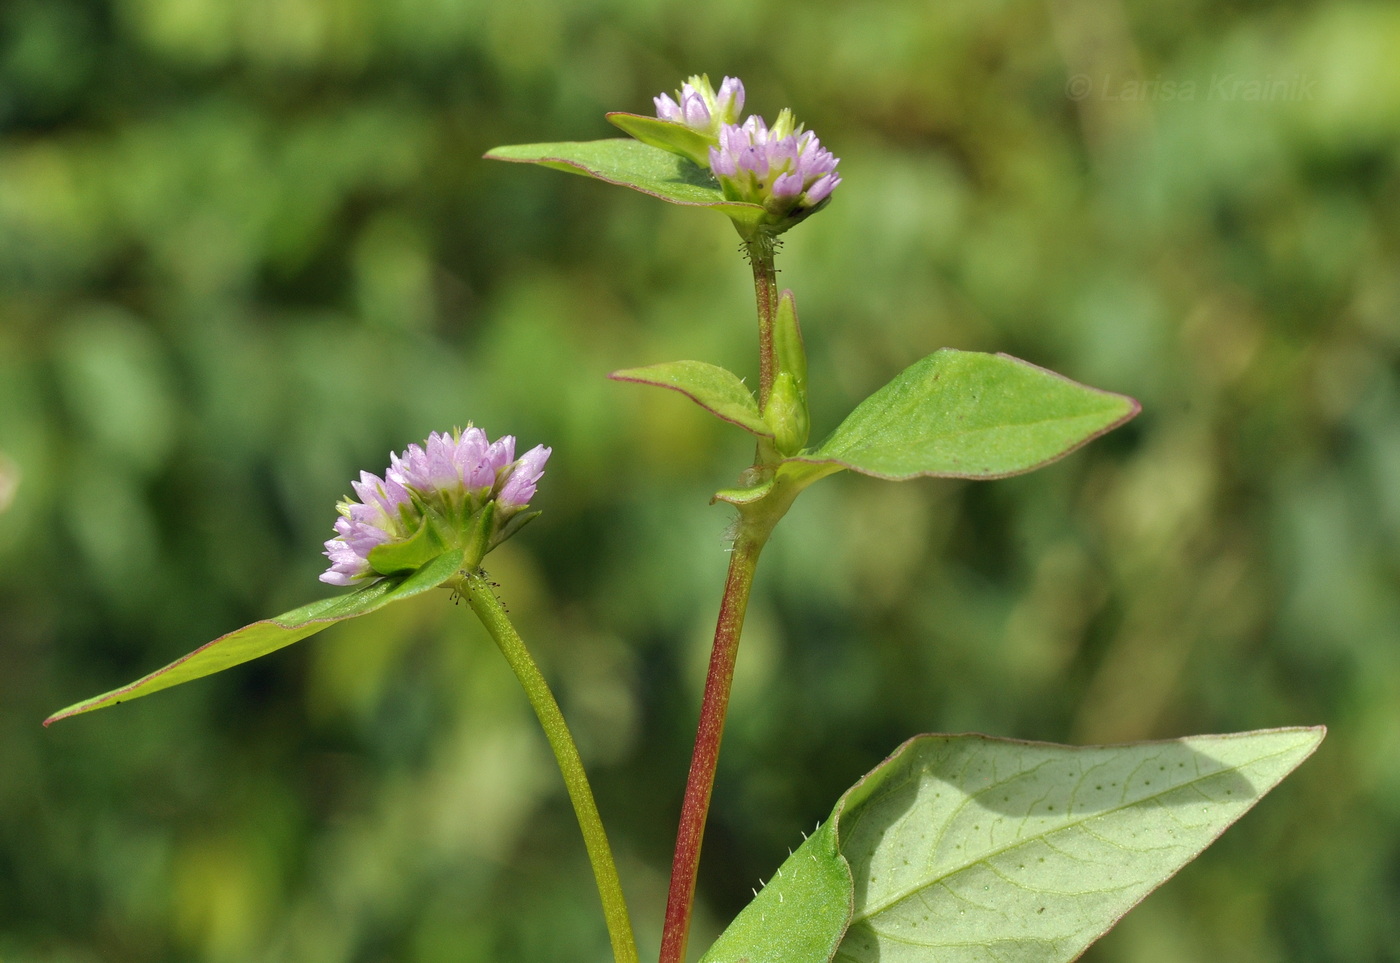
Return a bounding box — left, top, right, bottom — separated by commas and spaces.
611, 360, 772, 438
485, 140, 764, 231
697, 818, 853, 963
460, 500, 497, 569
367, 513, 449, 576
492, 507, 541, 549
606, 112, 715, 168
792, 349, 1139, 481
44, 549, 468, 725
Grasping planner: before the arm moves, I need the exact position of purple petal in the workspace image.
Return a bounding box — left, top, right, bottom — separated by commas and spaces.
709, 145, 737, 177
681, 90, 710, 128
450, 427, 491, 486
654, 93, 683, 122
498, 445, 551, 508
717, 76, 745, 118
804, 172, 840, 205
479, 435, 516, 488
771, 171, 804, 197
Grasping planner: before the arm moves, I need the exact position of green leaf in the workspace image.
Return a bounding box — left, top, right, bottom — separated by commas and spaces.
44, 549, 467, 725
699, 818, 854, 963
485, 139, 763, 226
830, 728, 1324, 962
794, 350, 1139, 480
606, 112, 714, 168
610, 360, 771, 437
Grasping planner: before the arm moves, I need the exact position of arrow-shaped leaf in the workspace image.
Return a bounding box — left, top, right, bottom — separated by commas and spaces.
831, 728, 1324, 962
793, 350, 1139, 481
44, 549, 467, 725
611, 360, 772, 437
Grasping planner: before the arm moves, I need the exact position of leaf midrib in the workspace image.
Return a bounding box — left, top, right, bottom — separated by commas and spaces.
850, 739, 1306, 923
818, 405, 1124, 461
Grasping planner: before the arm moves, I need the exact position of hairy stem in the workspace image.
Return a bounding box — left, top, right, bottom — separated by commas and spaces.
746, 234, 779, 408
659, 517, 775, 963
464, 572, 640, 963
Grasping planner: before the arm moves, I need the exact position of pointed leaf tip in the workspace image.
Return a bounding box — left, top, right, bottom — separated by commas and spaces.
43, 549, 467, 726
829, 728, 1323, 962
698, 818, 853, 963
796, 349, 1139, 481
611, 360, 772, 438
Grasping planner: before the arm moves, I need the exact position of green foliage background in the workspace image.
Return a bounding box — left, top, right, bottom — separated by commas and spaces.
2, 0, 1397, 959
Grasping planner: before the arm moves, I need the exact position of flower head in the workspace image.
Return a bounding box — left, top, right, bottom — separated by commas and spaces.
708, 109, 841, 217
654, 75, 745, 137
321, 427, 551, 586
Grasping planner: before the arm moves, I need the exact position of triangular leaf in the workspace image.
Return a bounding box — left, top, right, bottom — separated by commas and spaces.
485, 139, 763, 227
44, 549, 467, 725
830, 728, 1324, 962
611, 360, 771, 437
793, 350, 1139, 480
699, 818, 854, 963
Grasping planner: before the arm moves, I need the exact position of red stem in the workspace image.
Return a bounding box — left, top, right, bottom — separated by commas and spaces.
658, 529, 766, 963
748, 236, 779, 408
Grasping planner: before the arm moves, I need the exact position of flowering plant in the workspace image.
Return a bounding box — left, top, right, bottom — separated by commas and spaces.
48, 76, 1321, 963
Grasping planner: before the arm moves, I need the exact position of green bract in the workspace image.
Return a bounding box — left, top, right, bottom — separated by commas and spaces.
607, 112, 717, 169
484, 140, 831, 238
485, 140, 762, 222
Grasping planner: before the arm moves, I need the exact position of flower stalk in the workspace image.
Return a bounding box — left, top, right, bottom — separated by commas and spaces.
462, 570, 640, 963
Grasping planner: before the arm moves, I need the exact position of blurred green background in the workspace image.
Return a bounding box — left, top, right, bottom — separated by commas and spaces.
2, 0, 1397, 960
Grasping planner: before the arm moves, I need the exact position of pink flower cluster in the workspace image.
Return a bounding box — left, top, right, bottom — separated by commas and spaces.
321, 428, 550, 586
654, 75, 745, 134
708, 114, 841, 209
653, 76, 841, 214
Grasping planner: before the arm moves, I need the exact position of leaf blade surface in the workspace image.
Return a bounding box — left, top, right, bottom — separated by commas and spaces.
797, 351, 1139, 480
485, 139, 760, 220
611, 360, 771, 437
45, 549, 466, 724
698, 818, 854, 963
831, 728, 1324, 962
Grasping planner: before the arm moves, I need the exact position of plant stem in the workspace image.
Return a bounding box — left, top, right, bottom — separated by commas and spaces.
658, 516, 775, 963
463, 571, 640, 963
746, 234, 779, 407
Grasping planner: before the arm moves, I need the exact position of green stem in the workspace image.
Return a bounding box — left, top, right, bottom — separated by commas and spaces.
463, 571, 640, 963
658, 513, 777, 963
